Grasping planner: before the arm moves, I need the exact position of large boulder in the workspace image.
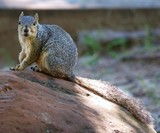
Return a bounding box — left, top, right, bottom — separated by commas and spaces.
0, 70, 156, 133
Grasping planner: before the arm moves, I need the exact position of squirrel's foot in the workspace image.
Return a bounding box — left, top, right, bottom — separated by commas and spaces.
10, 64, 20, 71
31, 66, 41, 72
10, 64, 24, 71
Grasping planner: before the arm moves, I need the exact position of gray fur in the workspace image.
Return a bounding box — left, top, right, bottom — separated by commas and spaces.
19, 16, 35, 26
36, 24, 78, 78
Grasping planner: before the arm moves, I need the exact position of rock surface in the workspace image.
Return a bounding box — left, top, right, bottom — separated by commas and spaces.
0, 70, 156, 133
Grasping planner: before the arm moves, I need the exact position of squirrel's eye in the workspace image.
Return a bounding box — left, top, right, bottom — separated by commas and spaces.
18, 21, 21, 25
33, 22, 36, 26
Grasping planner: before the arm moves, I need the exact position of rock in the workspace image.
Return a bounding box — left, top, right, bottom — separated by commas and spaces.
0, 70, 157, 133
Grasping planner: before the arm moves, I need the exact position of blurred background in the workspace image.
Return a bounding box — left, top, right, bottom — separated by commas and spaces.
0, 0, 160, 131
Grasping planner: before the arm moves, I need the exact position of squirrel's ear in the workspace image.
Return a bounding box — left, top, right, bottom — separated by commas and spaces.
19, 11, 24, 19
34, 13, 39, 22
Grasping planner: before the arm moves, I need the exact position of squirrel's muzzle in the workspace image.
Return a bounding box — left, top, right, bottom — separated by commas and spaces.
23, 26, 29, 37
24, 26, 29, 33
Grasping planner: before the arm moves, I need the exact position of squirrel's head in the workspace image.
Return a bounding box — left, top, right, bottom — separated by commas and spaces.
18, 12, 39, 38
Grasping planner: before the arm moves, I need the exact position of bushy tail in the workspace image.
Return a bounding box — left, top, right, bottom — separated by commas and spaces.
70, 76, 155, 132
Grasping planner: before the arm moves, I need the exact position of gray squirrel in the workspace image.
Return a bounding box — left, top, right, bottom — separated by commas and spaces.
10, 12, 156, 132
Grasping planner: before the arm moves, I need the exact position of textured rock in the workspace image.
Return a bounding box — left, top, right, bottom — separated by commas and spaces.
0, 70, 157, 133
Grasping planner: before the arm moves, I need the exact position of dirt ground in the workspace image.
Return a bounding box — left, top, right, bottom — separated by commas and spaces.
75, 53, 160, 132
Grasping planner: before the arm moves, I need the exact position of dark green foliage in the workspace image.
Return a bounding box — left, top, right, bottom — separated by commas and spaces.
106, 38, 127, 58
83, 35, 127, 58
84, 35, 101, 55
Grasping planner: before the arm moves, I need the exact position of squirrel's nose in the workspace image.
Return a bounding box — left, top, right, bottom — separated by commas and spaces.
24, 28, 29, 33
24, 26, 29, 33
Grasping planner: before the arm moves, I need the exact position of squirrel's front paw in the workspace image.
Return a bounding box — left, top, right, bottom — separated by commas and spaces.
10, 64, 23, 71
31, 66, 41, 72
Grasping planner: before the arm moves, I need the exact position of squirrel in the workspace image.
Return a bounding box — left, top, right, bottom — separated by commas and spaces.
10, 12, 156, 132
